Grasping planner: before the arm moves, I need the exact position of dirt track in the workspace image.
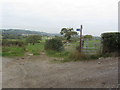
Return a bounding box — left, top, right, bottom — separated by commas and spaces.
2, 53, 118, 88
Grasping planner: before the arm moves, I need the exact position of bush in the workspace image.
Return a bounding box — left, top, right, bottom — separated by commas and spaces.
44, 38, 64, 51
101, 32, 120, 55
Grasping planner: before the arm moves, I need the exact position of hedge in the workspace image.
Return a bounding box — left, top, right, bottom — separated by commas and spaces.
2, 39, 26, 47
101, 32, 120, 54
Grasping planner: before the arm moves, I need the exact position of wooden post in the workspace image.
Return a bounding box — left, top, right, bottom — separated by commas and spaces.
79, 25, 83, 52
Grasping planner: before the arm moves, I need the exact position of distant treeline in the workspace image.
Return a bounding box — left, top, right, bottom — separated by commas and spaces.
1, 29, 60, 39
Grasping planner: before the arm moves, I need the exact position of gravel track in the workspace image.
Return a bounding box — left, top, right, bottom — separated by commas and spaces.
2, 54, 118, 88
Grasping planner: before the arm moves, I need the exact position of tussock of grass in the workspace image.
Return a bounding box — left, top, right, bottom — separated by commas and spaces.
57, 50, 102, 63
68, 51, 101, 61
49, 50, 102, 63
46, 50, 69, 58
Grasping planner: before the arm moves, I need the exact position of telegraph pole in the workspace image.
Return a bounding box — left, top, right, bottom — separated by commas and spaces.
79, 25, 83, 52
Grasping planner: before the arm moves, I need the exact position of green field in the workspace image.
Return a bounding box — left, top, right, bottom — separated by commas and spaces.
2, 37, 101, 58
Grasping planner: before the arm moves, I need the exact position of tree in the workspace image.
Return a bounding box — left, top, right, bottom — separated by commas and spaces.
26, 35, 42, 45
60, 28, 78, 41
83, 35, 93, 40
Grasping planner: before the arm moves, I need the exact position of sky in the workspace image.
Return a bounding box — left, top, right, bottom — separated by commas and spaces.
0, 0, 119, 36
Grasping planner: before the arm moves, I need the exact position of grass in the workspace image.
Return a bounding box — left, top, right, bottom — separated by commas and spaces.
69, 51, 100, 61
2, 46, 25, 57
58, 51, 102, 63
26, 43, 44, 55
46, 50, 69, 58
2, 38, 102, 60
50, 39, 102, 63
2, 42, 45, 57
51, 51, 102, 63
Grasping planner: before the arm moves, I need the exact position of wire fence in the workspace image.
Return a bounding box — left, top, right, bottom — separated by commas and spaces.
64, 39, 102, 55
82, 40, 102, 55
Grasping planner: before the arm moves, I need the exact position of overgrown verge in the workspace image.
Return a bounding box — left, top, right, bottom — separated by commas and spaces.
57, 51, 101, 63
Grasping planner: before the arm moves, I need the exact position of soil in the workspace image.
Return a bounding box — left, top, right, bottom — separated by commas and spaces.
1, 53, 118, 88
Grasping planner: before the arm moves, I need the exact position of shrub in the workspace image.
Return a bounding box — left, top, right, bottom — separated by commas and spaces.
44, 38, 64, 51
101, 32, 120, 55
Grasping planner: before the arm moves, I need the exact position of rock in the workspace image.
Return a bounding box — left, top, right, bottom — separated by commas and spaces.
41, 52, 45, 55
99, 57, 104, 60
98, 62, 101, 64
28, 54, 33, 56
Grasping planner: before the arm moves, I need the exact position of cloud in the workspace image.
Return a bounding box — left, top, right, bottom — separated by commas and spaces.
0, 0, 118, 36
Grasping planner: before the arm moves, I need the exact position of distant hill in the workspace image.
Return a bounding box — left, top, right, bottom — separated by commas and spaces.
1, 29, 60, 36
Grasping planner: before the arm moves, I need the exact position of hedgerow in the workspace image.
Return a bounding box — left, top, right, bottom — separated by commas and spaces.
101, 32, 120, 55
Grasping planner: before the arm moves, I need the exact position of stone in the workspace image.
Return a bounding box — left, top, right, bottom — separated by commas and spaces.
98, 62, 101, 64
28, 54, 33, 56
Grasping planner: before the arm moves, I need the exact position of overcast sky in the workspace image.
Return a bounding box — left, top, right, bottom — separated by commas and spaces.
0, 0, 119, 36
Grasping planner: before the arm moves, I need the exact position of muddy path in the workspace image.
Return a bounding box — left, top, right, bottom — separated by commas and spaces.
2, 53, 118, 88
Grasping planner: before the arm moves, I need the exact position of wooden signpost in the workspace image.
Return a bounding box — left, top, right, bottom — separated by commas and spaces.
79, 25, 83, 52
76, 25, 83, 52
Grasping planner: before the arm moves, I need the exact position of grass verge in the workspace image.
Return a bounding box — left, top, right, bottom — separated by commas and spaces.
51, 50, 103, 63
2, 46, 25, 57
